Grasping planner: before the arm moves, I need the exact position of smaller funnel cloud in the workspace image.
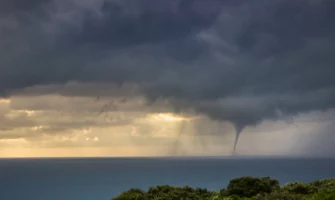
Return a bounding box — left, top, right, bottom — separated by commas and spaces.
233, 123, 245, 155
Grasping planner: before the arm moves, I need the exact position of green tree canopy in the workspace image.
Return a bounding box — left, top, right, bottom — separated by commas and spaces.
225, 176, 279, 198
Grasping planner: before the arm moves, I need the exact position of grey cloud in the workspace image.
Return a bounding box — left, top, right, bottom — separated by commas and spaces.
0, 110, 133, 140
0, 96, 142, 140
9, 91, 171, 115
0, 0, 47, 16
0, 113, 36, 132
1, 0, 335, 137
15, 82, 141, 97
0, 92, 180, 141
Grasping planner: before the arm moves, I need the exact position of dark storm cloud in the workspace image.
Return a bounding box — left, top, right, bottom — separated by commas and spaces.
0, 0, 47, 16
1, 0, 335, 130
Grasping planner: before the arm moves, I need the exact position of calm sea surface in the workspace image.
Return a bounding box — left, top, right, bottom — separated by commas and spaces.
1, 157, 335, 200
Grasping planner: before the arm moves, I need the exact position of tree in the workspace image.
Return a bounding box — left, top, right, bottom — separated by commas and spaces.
112, 188, 146, 200
225, 176, 279, 198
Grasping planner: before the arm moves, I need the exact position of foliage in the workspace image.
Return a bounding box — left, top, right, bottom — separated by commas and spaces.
113, 188, 146, 200
112, 177, 335, 200
252, 191, 301, 200
225, 176, 279, 198
113, 185, 214, 200
282, 182, 318, 195
311, 178, 335, 194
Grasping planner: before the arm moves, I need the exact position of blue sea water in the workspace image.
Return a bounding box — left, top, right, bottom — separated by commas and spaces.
1, 157, 335, 200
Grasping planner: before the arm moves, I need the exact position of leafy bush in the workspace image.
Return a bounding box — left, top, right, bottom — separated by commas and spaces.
282, 182, 317, 195
311, 178, 335, 194
307, 192, 335, 200
225, 176, 279, 198
112, 188, 146, 200
252, 191, 300, 200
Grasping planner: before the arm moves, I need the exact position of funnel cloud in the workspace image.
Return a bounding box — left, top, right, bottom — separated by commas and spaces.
233, 124, 244, 154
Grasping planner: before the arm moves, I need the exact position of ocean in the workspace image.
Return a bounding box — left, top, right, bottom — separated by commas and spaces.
1, 157, 335, 200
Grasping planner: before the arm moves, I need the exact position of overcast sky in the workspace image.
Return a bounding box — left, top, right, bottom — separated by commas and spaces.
1, 0, 335, 157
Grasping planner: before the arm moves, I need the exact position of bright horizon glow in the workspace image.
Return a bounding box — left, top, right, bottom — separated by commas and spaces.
156, 113, 189, 121
149, 113, 200, 122
0, 98, 10, 104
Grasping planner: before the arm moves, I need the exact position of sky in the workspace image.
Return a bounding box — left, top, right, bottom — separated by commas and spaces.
1, 0, 335, 157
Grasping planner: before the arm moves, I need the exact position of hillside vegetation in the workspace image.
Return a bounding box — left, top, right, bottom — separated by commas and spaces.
112, 176, 335, 200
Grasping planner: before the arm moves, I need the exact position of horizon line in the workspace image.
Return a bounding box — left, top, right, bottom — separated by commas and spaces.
1, 155, 335, 159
